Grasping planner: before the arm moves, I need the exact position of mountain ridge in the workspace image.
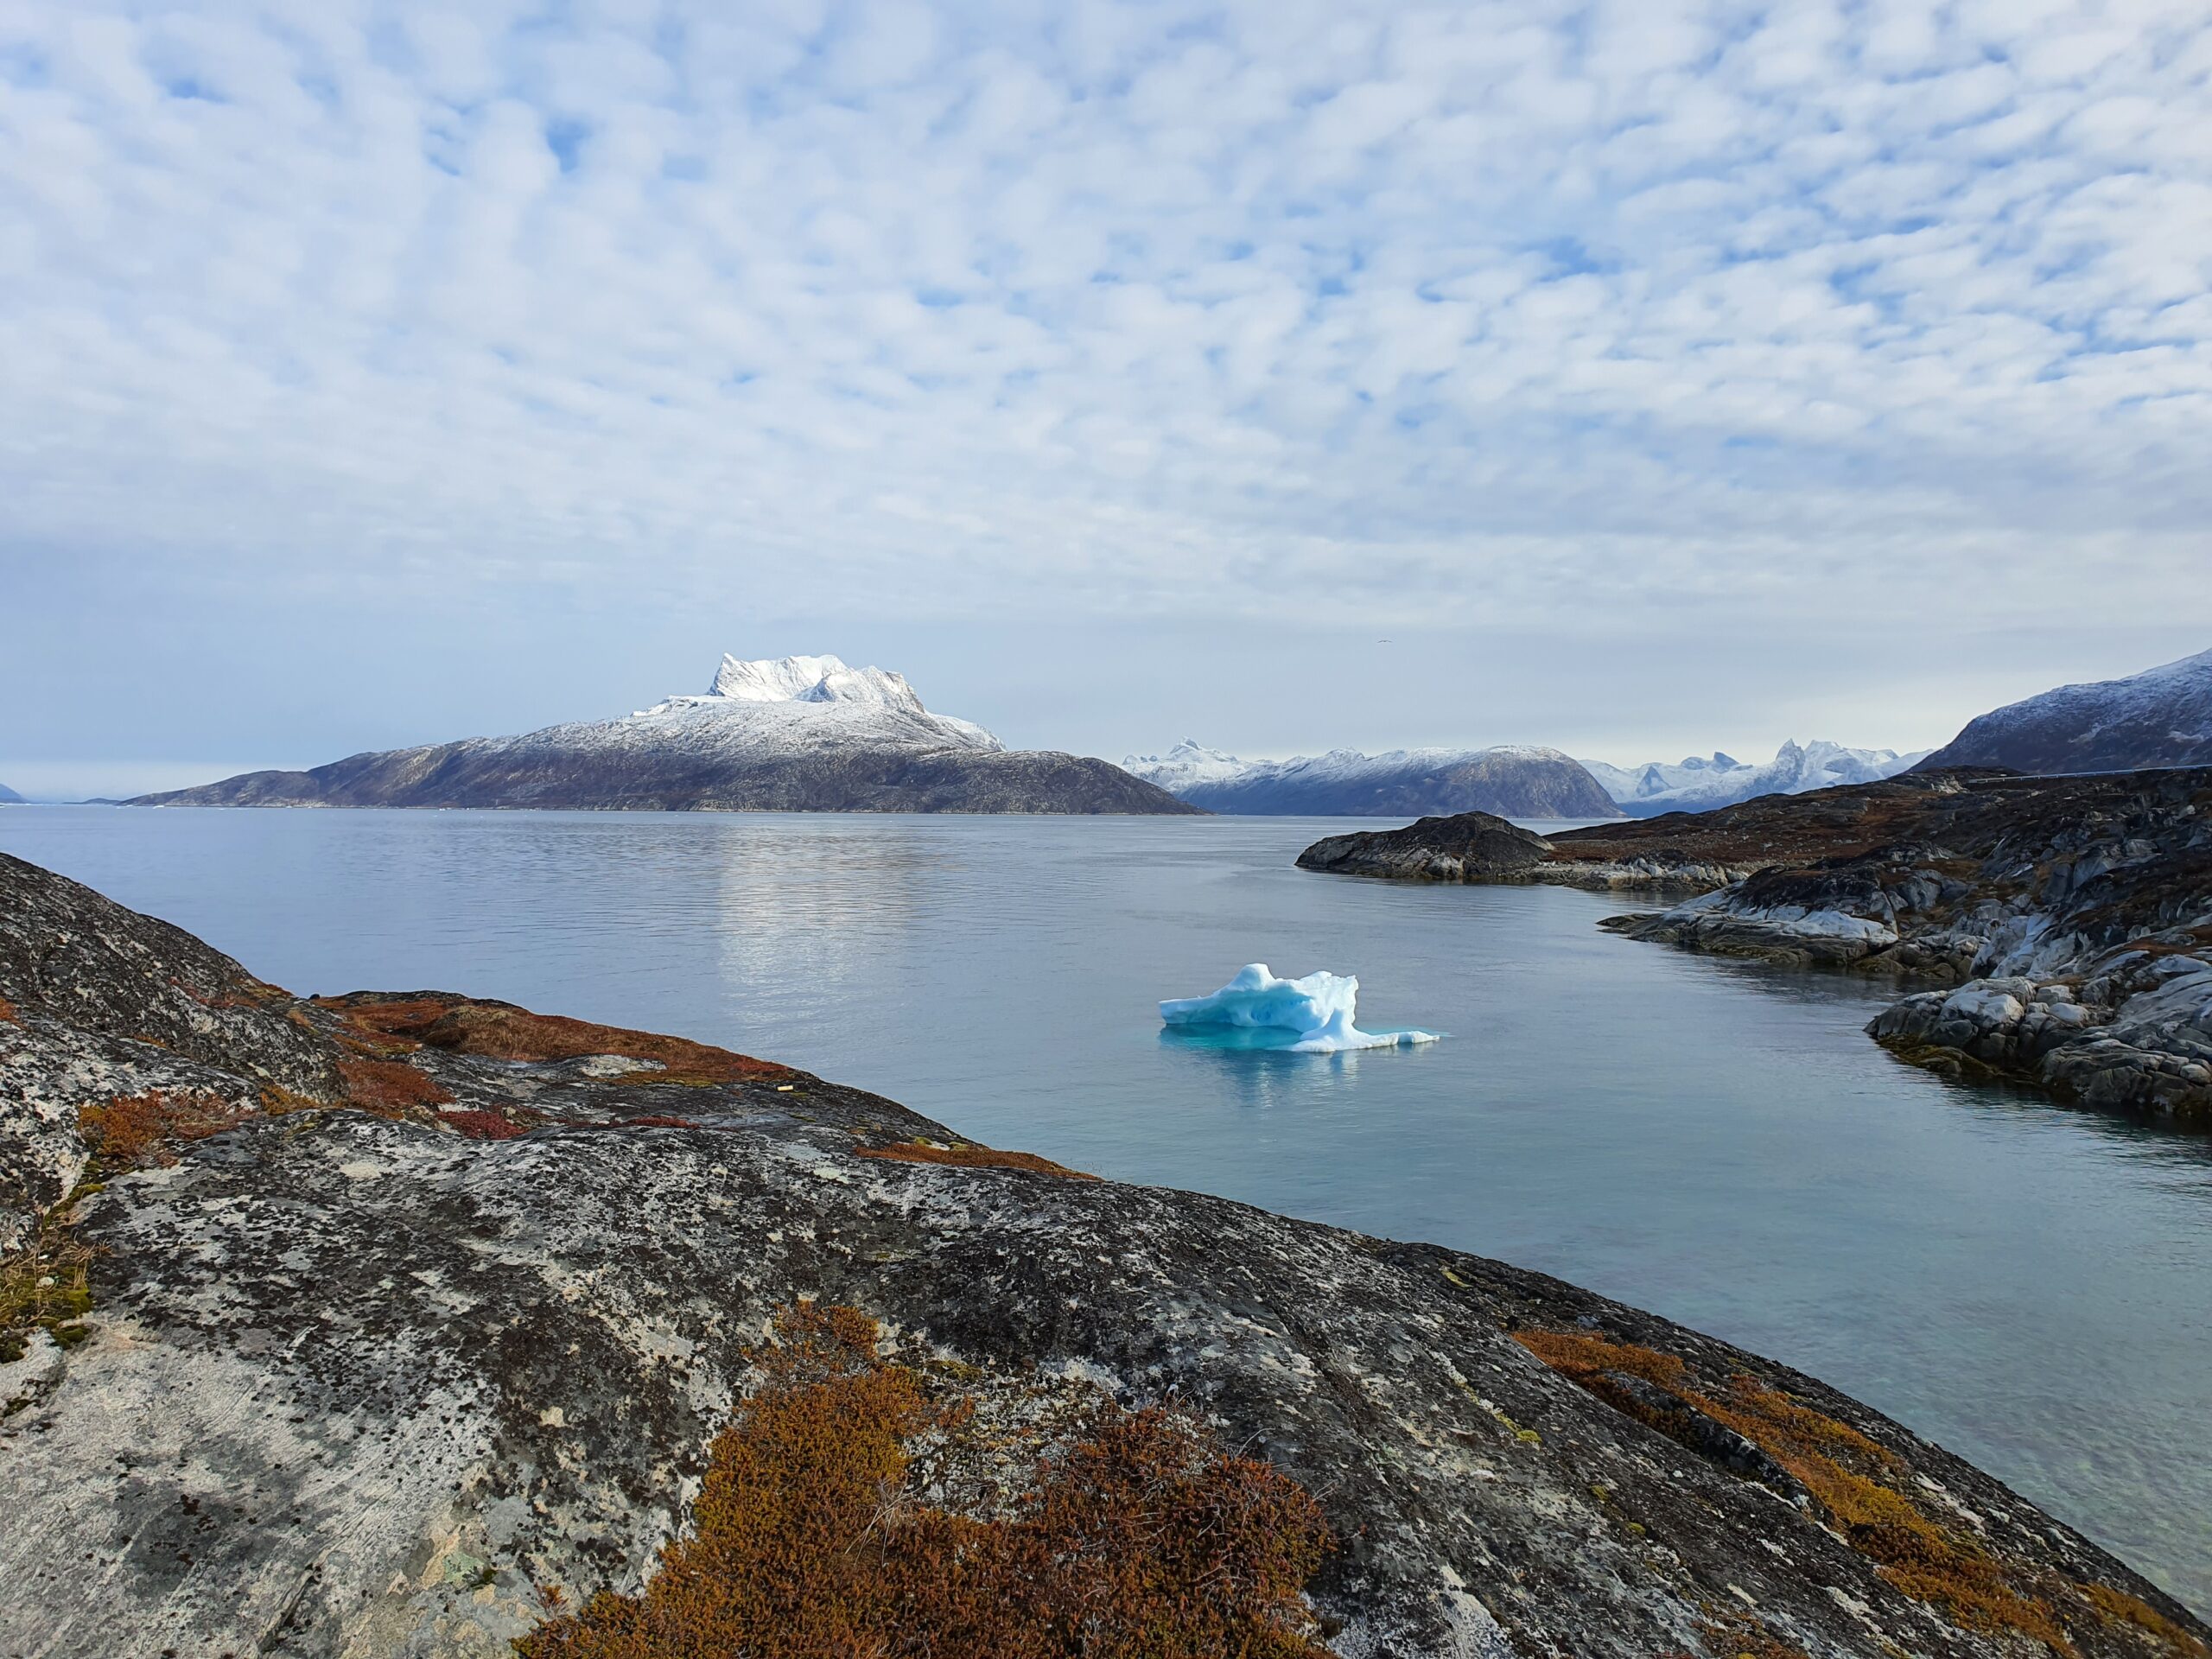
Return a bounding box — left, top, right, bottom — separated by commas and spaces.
1122, 741, 1623, 818
129, 655, 1197, 816
1916, 648, 2212, 775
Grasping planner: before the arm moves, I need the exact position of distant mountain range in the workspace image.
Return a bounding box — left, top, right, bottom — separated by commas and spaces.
1578, 740, 1929, 817
0, 782, 22, 804
1916, 646, 2212, 775
1122, 741, 1623, 818
131, 654, 1197, 815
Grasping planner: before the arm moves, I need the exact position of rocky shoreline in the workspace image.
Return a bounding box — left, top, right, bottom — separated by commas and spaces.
5, 850, 2207, 1656
1296, 769, 2212, 1124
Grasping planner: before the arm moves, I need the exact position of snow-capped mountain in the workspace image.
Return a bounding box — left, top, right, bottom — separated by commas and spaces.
1578, 740, 1929, 817
133, 654, 1196, 815
1122, 742, 1623, 819
1119, 739, 1252, 794
630, 652, 1001, 752
1915, 647, 2212, 775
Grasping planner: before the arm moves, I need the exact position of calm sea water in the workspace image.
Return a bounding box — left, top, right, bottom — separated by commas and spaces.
4, 805, 2209, 1611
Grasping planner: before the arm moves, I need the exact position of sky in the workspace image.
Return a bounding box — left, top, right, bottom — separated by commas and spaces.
3, 0, 2209, 799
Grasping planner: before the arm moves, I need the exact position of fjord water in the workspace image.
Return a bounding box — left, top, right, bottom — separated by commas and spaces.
6, 808, 2209, 1611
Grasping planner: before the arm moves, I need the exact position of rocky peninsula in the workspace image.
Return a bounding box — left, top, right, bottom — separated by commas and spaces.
1297, 768, 2212, 1125
4, 849, 2206, 1656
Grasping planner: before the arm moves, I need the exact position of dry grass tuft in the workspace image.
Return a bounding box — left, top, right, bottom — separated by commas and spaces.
0, 1223, 95, 1364
516, 1302, 1334, 1659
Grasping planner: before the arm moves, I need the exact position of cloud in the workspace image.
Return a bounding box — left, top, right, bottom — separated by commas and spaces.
0, 0, 2206, 656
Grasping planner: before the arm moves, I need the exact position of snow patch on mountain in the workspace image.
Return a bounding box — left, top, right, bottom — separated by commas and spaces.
1119, 739, 1251, 792
1916, 646, 2212, 775
1579, 741, 1928, 817
625, 654, 1001, 754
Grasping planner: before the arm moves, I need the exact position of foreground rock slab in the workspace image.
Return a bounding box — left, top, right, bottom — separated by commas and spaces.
3, 852, 2206, 1658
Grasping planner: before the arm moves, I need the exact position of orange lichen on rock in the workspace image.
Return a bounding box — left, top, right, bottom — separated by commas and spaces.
857, 1141, 1097, 1180
0, 992, 16, 1023
517, 1302, 1334, 1659
1514, 1329, 2204, 1657
337, 1056, 453, 1114
77, 1090, 257, 1172
319, 994, 793, 1084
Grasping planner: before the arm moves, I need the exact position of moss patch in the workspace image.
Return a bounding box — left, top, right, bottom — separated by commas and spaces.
0, 1211, 95, 1365
517, 1303, 1333, 1659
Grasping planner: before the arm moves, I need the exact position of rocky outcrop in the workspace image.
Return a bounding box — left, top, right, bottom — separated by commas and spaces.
5, 855, 2204, 1657
1298, 770, 2212, 1124
1598, 769, 2212, 1121
1296, 811, 1554, 881
1916, 647, 2212, 775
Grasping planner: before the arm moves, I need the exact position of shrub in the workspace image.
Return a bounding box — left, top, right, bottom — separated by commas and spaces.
321, 995, 794, 1084
337, 1056, 453, 1113
76, 1090, 255, 1172
857, 1141, 1096, 1180
518, 1303, 1334, 1659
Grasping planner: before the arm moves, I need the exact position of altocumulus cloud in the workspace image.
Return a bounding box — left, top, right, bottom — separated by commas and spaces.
1, 0, 2209, 638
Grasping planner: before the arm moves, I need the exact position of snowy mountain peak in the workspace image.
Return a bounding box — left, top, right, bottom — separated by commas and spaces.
1579, 740, 1929, 817
709, 653, 926, 715
626, 653, 1000, 751
1121, 738, 1250, 791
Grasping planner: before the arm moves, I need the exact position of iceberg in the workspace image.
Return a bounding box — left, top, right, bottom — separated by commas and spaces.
1160, 964, 1440, 1053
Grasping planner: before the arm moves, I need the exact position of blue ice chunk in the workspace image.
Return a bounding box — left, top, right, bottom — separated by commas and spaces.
1160, 964, 1440, 1052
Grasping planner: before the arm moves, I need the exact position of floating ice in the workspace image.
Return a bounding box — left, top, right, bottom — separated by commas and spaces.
1159, 964, 1440, 1053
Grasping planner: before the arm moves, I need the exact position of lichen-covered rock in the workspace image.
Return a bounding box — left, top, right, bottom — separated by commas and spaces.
3, 855, 2206, 1659
0, 852, 342, 1100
